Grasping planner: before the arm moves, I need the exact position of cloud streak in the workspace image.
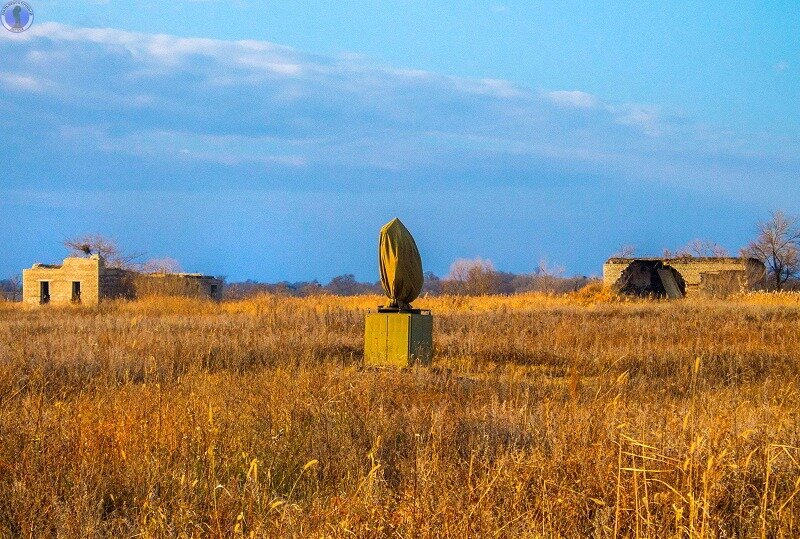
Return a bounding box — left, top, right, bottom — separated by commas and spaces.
0, 70, 49, 92
0, 23, 796, 199
544, 90, 600, 109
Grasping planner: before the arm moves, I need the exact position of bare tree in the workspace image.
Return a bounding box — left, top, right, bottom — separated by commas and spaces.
696, 239, 729, 257
664, 239, 729, 258
324, 274, 381, 295
681, 239, 729, 257
421, 271, 442, 295
141, 257, 182, 274
614, 245, 637, 257
742, 211, 800, 291
64, 234, 142, 269
0, 275, 21, 302
10, 275, 21, 301
444, 258, 500, 295
530, 259, 566, 293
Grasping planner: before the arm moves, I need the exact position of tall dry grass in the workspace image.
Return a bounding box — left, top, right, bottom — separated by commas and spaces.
1, 291, 800, 537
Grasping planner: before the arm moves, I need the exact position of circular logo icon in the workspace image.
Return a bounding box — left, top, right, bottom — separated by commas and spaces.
2, 1, 33, 33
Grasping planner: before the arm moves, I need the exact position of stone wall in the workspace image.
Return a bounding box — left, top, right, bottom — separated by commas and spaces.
130, 273, 223, 300
22, 256, 102, 306
603, 261, 632, 290
668, 258, 765, 295
100, 268, 137, 300
700, 270, 746, 297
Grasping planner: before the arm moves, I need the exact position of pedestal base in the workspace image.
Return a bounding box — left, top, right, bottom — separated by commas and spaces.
364, 311, 433, 367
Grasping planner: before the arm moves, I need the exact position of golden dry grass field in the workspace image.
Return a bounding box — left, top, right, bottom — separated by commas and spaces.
2, 290, 800, 538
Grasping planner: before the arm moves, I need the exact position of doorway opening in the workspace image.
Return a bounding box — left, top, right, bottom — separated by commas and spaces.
40, 281, 50, 304
614, 260, 686, 298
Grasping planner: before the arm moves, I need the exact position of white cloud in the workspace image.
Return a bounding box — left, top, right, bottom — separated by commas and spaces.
775, 60, 789, 73
58, 125, 308, 168
456, 78, 527, 99
607, 104, 661, 137
391, 68, 433, 79
0, 71, 48, 92
1, 22, 796, 199
490, 2, 509, 13
28, 23, 305, 71
235, 56, 304, 76
544, 90, 600, 109
545, 90, 662, 137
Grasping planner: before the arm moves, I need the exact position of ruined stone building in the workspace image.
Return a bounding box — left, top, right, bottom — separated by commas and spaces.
603, 257, 766, 298
22, 255, 223, 306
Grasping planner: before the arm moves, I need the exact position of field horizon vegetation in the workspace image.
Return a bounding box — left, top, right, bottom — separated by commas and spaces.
2, 288, 800, 537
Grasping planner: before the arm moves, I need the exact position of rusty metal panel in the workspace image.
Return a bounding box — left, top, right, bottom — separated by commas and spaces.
364, 313, 389, 366
657, 269, 683, 299
409, 312, 433, 366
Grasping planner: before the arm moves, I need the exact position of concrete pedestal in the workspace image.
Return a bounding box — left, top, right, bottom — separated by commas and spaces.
364, 311, 433, 367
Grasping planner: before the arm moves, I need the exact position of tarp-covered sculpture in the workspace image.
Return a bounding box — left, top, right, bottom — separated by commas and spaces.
379, 218, 423, 310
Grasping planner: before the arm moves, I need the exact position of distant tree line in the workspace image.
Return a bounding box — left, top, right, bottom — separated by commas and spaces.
224, 258, 594, 300
3, 211, 799, 301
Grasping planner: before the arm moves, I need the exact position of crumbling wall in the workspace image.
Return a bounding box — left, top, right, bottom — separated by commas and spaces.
699, 270, 745, 297
668, 258, 753, 296
131, 274, 222, 300
22, 257, 102, 306
697, 260, 766, 296
743, 258, 768, 290
603, 260, 630, 289
100, 268, 136, 300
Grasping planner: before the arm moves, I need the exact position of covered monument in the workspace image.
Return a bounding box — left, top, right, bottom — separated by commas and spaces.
378, 218, 424, 310
364, 218, 433, 367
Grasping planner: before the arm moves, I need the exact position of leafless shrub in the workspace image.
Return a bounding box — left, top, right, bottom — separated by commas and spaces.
63, 234, 143, 269
742, 210, 800, 290
140, 257, 182, 274
442, 257, 500, 295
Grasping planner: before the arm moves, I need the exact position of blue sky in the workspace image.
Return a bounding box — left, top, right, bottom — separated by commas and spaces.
1, 1, 798, 281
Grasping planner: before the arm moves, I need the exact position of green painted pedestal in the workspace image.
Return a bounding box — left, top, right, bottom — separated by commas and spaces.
364, 311, 433, 367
